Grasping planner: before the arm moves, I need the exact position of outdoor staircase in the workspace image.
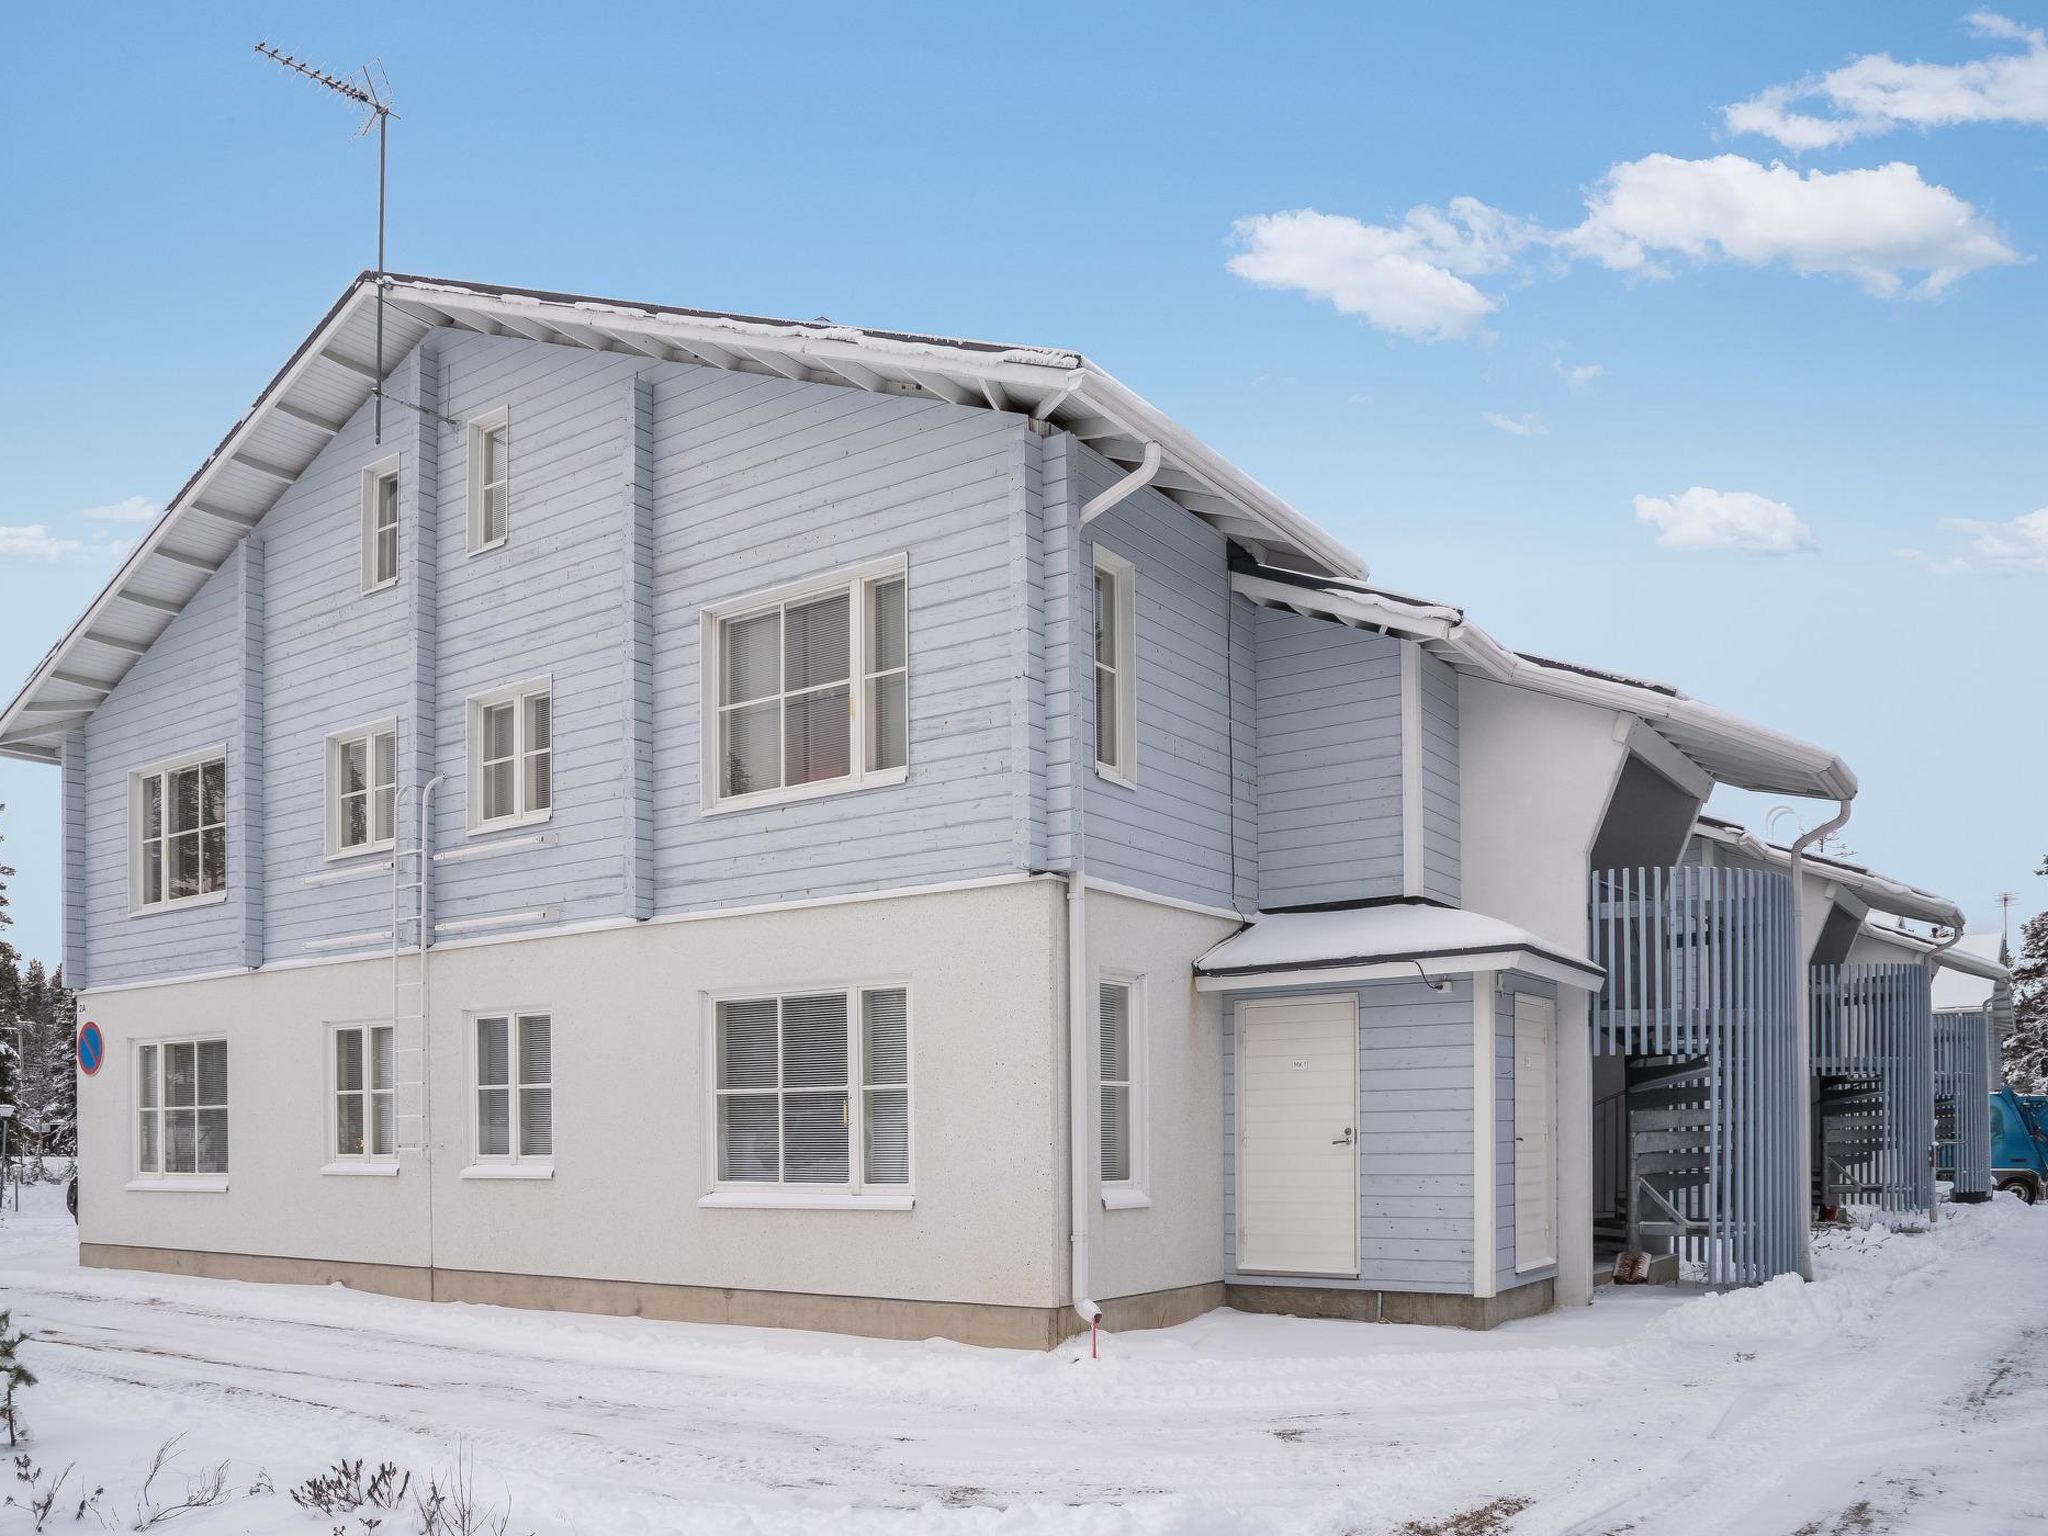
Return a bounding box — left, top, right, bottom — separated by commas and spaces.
1624, 1055, 1713, 1255
1817, 1075, 1885, 1212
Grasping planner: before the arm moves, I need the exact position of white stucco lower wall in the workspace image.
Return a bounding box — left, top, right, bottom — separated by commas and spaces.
77, 879, 1068, 1308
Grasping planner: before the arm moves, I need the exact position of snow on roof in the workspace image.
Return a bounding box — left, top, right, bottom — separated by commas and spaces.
1194, 901, 1604, 991
1231, 559, 1855, 801
1932, 933, 2012, 1012
1693, 821, 1965, 930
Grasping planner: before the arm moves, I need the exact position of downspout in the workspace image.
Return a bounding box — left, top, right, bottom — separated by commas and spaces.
1787, 798, 1851, 1281
1080, 442, 1162, 526
1921, 921, 1964, 1227
1067, 872, 1100, 1334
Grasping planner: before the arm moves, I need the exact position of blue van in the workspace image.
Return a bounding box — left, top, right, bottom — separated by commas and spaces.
1991, 1088, 2048, 1203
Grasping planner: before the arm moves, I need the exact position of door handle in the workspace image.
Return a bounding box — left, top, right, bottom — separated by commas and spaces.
1332, 1127, 1355, 1146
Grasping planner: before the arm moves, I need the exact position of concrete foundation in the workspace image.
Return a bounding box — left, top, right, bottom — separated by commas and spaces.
1223, 1277, 1554, 1330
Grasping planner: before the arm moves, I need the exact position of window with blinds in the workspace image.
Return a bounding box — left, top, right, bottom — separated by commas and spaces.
327, 722, 396, 855
1092, 548, 1136, 781
1100, 980, 1135, 1185
468, 682, 552, 831
475, 1013, 552, 1163
333, 1024, 396, 1160
468, 409, 510, 553
136, 1038, 228, 1178
132, 752, 227, 912
362, 461, 400, 592
708, 563, 909, 808
715, 985, 910, 1192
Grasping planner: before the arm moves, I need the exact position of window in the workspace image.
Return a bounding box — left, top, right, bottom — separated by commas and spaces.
474, 1013, 552, 1162
132, 751, 227, 911
705, 561, 908, 810
1092, 548, 1136, 781
714, 986, 909, 1191
327, 722, 396, 855
467, 682, 551, 831
467, 409, 510, 552
136, 1039, 228, 1177
1100, 980, 1135, 1184
333, 1025, 395, 1159
361, 459, 400, 591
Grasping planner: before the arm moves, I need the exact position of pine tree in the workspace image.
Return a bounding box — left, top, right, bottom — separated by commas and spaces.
0, 1310, 32, 1447
38, 972, 77, 1157
0, 805, 15, 1119
2004, 877, 2048, 1092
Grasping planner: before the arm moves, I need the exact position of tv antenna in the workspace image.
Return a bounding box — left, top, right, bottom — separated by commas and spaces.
1997, 891, 2018, 954
253, 43, 398, 442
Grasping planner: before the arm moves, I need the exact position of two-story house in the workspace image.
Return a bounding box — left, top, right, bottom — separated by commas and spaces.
3, 273, 1938, 1346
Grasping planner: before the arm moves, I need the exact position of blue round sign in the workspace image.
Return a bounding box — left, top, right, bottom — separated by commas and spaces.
77, 1021, 104, 1077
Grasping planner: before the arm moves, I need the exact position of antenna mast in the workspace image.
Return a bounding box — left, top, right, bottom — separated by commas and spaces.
254, 43, 398, 441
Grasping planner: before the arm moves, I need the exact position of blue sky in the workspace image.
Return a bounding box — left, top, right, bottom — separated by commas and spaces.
1, 3, 2042, 966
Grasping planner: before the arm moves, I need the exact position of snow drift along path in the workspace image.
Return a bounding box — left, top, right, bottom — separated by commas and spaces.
1, 1182, 2044, 1535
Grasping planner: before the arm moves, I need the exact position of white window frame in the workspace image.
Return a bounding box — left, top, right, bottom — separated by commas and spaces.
360, 454, 401, 593
326, 1021, 398, 1169
1091, 546, 1137, 786
128, 744, 229, 916
324, 717, 398, 859
465, 678, 553, 834
130, 1035, 229, 1188
700, 980, 914, 1208
1098, 971, 1151, 1209
466, 407, 511, 555
698, 555, 910, 815
465, 1009, 554, 1176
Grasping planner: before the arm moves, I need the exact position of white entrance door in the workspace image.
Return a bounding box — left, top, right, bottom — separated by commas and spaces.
1513, 992, 1557, 1270
1235, 994, 1359, 1277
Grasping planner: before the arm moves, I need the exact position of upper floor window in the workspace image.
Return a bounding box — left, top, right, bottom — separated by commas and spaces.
702, 559, 908, 812
131, 749, 227, 913
1092, 547, 1136, 783
137, 1038, 228, 1178
713, 985, 909, 1192
467, 681, 551, 832
326, 721, 396, 857
361, 458, 400, 592
467, 408, 510, 553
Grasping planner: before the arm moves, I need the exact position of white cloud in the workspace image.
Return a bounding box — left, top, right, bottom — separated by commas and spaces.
1726, 12, 2048, 149
1633, 488, 1815, 554
0, 525, 132, 563
1226, 198, 1536, 342
81, 495, 161, 524
1560, 154, 2017, 296
1554, 360, 1604, 388
1902, 506, 2048, 574
1481, 411, 1546, 437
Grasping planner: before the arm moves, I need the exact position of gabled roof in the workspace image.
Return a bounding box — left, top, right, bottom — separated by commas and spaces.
1690, 818, 1965, 930
1231, 558, 1858, 802
0, 272, 1367, 763
1193, 900, 1605, 993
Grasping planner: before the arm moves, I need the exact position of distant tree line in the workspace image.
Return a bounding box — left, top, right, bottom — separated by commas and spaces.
0, 806, 78, 1160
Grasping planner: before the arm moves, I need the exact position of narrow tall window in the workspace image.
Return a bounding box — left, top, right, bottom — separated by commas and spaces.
475, 1013, 552, 1162
1100, 981, 1134, 1184
1092, 549, 1136, 781
469, 683, 552, 830
334, 1025, 395, 1159
136, 1038, 228, 1177
468, 411, 510, 553
329, 723, 397, 855
133, 754, 227, 911
710, 563, 908, 808
362, 462, 400, 592
715, 986, 909, 1192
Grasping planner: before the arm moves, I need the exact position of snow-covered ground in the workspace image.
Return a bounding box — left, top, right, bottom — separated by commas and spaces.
3, 1181, 2044, 1535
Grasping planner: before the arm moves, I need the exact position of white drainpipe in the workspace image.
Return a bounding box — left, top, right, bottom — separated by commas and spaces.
1067, 871, 1101, 1332
1787, 798, 1852, 1281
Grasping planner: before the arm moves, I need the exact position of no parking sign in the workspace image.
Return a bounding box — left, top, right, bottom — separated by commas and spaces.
77, 1020, 104, 1077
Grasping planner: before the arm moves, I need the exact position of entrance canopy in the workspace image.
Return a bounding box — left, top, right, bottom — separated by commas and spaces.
1195, 901, 1605, 993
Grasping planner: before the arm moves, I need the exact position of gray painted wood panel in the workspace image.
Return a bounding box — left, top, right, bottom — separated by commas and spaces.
60, 728, 86, 988
1420, 652, 1461, 906
1498, 972, 1559, 1290
1253, 607, 1405, 909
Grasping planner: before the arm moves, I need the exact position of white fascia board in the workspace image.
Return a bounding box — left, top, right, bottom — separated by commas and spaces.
1230, 573, 1458, 640
1195, 948, 1604, 993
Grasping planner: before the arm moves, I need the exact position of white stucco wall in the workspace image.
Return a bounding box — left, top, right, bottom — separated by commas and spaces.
77, 879, 1068, 1308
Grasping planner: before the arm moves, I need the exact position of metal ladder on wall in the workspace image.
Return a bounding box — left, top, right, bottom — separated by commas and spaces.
390, 779, 441, 1155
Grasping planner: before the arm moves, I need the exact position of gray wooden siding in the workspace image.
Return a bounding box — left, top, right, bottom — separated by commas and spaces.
1252, 607, 1404, 909
1078, 444, 1241, 910
1043, 434, 1081, 873
1224, 978, 1478, 1294
1497, 972, 1558, 1289
59, 728, 86, 988
647, 364, 1029, 907
236, 535, 266, 969
622, 374, 655, 920
80, 542, 251, 986
1420, 653, 1461, 906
